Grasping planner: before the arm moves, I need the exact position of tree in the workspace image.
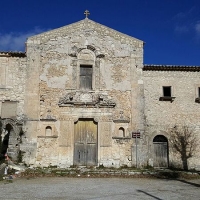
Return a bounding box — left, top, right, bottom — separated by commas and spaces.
170, 125, 199, 171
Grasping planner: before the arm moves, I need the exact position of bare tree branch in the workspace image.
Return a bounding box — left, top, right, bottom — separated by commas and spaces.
170, 125, 198, 170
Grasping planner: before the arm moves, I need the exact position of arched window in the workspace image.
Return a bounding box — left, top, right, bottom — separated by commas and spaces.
119, 127, 125, 137
78, 49, 95, 91
45, 126, 52, 136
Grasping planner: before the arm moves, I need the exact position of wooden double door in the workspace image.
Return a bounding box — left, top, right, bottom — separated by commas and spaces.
74, 119, 97, 166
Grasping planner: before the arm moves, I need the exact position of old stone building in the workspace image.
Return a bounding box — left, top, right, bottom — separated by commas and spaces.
0, 14, 200, 170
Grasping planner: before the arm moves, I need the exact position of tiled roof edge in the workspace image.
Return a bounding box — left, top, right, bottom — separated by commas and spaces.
143, 64, 200, 72
0, 51, 26, 58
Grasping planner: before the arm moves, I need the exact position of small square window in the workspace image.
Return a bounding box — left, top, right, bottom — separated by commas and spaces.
1, 101, 17, 118
198, 87, 200, 98
195, 87, 200, 103
163, 86, 171, 97
159, 86, 175, 102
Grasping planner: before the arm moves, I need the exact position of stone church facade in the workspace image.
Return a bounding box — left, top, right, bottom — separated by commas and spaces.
0, 16, 200, 170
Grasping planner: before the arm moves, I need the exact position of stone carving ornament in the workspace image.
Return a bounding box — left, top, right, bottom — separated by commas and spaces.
113, 111, 130, 123
58, 92, 116, 107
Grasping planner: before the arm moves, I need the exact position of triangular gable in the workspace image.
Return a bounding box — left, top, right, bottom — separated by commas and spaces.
27, 19, 143, 44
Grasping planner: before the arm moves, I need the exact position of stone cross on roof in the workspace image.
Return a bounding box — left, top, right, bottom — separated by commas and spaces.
84, 10, 90, 18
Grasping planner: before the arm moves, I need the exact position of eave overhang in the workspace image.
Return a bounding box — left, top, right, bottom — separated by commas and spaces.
143, 64, 200, 72
0, 51, 26, 58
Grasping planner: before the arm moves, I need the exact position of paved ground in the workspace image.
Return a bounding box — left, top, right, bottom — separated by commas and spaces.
0, 177, 200, 200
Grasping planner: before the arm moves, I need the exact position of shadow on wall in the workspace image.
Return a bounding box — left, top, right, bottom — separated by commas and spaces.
170, 125, 199, 171
0, 124, 13, 161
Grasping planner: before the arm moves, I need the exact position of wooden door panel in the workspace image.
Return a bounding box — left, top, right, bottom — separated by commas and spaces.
154, 142, 168, 168
86, 144, 97, 166
74, 143, 85, 166
86, 120, 97, 143
74, 120, 86, 143
74, 119, 97, 166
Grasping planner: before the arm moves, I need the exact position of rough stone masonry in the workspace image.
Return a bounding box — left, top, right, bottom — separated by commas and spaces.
0, 13, 199, 170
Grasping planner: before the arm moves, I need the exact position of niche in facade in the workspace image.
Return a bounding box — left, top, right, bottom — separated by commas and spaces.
119, 127, 125, 137
45, 126, 52, 136
112, 112, 130, 140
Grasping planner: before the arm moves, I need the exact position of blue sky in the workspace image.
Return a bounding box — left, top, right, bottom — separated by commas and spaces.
0, 0, 200, 65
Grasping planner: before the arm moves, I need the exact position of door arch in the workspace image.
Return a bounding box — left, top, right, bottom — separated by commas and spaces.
153, 135, 169, 168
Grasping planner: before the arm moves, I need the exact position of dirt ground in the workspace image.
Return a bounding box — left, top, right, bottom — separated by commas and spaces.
0, 177, 200, 200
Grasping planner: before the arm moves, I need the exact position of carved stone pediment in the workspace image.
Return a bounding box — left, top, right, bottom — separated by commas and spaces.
113, 111, 130, 123
58, 92, 116, 108
69, 45, 105, 60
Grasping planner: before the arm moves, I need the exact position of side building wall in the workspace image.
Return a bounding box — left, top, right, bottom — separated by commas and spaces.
0, 53, 27, 161
143, 69, 200, 170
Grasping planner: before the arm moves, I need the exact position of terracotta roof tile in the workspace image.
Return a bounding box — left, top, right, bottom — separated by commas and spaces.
0, 51, 26, 57
143, 64, 200, 71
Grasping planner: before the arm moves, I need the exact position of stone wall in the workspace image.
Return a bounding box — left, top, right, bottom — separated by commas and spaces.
0, 54, 26, 120
23, 18, 144, 167
2, 19, 199, 170
0, 54, 27, 161
143, 70, 200, 170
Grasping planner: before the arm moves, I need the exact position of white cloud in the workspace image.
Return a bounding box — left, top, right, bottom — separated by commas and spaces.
173, 7, 199, 37
175, 25, 189, 33
195, 22, 200, 36
173, 7, 196, 21
0, 27, 47, 51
